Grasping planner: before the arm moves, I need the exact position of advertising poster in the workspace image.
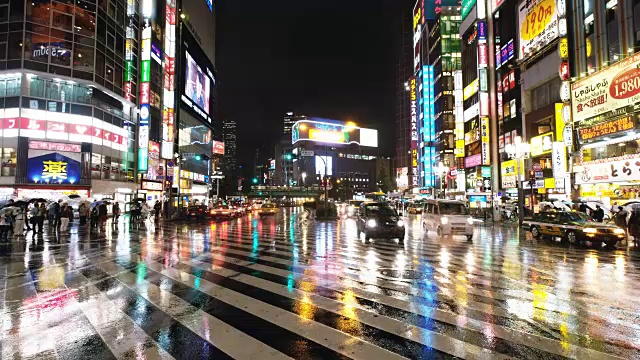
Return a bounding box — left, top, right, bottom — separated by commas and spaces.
571, 52, 640, 123
518, 0, 558, 60
147, 141, 160, 180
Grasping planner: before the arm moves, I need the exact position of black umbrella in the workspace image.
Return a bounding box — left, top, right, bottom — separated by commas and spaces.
67, 194, 82, 199
11, 200, 28, 207
28, 198, 47, 203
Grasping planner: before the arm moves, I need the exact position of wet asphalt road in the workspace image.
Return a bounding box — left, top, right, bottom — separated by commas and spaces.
1, 208, 640, 360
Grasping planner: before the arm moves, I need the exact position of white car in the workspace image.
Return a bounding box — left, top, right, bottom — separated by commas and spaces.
422, 200, 474, 240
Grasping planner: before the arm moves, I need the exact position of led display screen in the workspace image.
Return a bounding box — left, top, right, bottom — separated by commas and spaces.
185, 51, 211, 115
180, 27, 215, 124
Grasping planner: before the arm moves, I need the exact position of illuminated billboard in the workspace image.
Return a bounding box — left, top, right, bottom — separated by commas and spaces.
292, 120, 378, 147
180, 27, 215, 124
315, 156, 333, 177
518, 0, 559, 60
212, 140, 225, 155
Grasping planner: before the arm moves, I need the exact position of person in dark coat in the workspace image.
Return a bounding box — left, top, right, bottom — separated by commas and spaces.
98, 203, 108, 227
593, 205, 605, 222
628, 208, 640, 245
90, 206, 99, 229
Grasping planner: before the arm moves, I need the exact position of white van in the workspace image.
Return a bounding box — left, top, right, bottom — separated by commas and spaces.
422, 200, 474, 240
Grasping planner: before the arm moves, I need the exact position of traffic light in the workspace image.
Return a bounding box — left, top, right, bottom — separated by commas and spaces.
252, 177, 258, 184
285, 154, 292, 160
528, 170, 535, 180
195, 154, 202, 161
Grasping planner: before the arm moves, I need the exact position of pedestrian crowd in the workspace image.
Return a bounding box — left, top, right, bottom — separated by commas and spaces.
0, 198, 163, 241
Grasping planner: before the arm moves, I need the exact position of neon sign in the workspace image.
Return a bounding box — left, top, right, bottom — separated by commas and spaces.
27, 152, 81, 184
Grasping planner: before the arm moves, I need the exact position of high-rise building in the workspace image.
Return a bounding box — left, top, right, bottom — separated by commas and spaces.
223, 119, 237, 174
427, 9, 462, 196
411, 0, 461, 194
174, 1, 217, 206
0, 0, 138, 202
0, 0, 217, 206
284, 112, 295, 135
394, 12, 413, 191
284, 112, 307, 136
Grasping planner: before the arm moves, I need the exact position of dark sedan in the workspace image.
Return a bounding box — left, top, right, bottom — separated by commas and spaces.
356, 202, 405, 243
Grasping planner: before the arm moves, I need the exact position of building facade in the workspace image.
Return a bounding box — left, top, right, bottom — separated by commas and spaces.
569, 0, 640, 205
427, 9, 462, 195
395, 12, 413, 192
290, 118, 380, 199
0, 0, 217, 207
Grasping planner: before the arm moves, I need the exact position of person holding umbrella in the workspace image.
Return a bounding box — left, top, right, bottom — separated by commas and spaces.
13, 208, 25, 237
153, 201, 161, 222
78, 202, 88, 227
0, 212, 9, 240
98, 202, 108, 228
29, 204, 41, 234
112, 202, 121, 224
90, 202, 99, 229
60, 203, 72, 232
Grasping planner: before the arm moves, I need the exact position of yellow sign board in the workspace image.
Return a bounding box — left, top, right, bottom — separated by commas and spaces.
309, 129, 345, 143
530, 132, 553, 157
558, 38, 569, 59
463, 78, 479, 100
544, 178, 555, 189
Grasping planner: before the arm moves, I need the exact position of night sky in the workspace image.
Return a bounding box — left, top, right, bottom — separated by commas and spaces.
215, 0, 414, 168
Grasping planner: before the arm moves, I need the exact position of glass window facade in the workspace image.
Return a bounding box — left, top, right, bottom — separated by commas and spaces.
8, 0, 127, 97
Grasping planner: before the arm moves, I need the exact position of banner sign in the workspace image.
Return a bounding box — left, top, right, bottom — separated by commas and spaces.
575, 155, 640, 184
578, 116, 635, 142
552, 142, 567, 179
571, 52, 640, 124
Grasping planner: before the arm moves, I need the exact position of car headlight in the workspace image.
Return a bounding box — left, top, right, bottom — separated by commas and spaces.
366, 219, 376, 228
441, 217, 449, 225
583, 227, 597, 234
397, 220, 404, 227
614, 228, 625, 234
467, 217, 474, 225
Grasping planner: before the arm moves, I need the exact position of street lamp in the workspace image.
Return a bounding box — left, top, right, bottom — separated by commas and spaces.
505, 136, 530, 225
437, 161, 448, 199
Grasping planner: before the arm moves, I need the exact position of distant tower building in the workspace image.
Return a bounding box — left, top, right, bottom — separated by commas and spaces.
223, 119, 237, 174
284, 112, 295, 135
284, 112, 307, 137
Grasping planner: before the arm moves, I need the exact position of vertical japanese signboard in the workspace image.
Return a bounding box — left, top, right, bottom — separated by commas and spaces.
125, 0, 135, 101
138, 0, 153, 172
413, 1, 422, 72
410, 76, 418, 187
162, 0, 177, 160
